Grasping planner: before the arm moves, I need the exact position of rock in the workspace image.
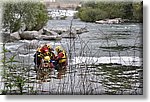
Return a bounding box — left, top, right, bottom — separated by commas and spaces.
48, 30, 59, 36
39, 35, 62, 40
38, 29, 44, 35
95, 20, 108, 24
53, 30, 63, 35
39, 28, 62, 40
107, 18, 122, 24
76, 27, 88, 34
42, 28, 50, 35
20, 31, 39, 40
40, 27, 88, 39
2, 32, 21, 42
60, 27, 88, 38
10, 32, 21, 40
42, 28, 61, 36
61, 33, 76, 38
51, 28, 67, 35
96, 18, 124, 24
43, 28, 58, 36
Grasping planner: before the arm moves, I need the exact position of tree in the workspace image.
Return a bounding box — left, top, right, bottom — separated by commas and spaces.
76, 1, 143, 23
121, 2, 133, 20
2, 2, 49, 33
132, 2, 143, 22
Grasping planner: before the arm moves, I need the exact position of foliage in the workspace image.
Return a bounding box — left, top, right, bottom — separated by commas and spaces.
77, 1, 143, 22
132, 2, 143, 22
1, 44, 31, 95
2, 2, 49, 33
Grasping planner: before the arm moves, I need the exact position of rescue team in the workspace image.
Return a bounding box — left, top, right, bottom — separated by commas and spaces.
34, 44, 68, 71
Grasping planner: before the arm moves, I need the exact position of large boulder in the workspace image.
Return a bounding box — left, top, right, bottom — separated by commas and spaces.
43, 28, 59, 36
38, 29, 44, 35
2, 32, 21, 42
20, 31, 39, 40
10, 32, 21, 40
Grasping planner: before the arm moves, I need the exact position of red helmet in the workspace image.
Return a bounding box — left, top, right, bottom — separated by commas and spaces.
40, 45, 49, 54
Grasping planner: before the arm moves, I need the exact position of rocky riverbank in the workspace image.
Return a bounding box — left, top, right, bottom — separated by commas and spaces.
95, 18, 130, 24
2, 27, 88, 42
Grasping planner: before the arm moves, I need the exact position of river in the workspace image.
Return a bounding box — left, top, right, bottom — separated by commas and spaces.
47, 18, 142, 58
1, 18, 143, 95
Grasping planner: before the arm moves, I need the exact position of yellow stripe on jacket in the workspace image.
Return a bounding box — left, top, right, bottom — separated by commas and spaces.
59, 50, 67, 63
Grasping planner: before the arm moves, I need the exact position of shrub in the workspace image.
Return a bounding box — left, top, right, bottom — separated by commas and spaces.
2, 2, 49, 33
77, 1, 143, 23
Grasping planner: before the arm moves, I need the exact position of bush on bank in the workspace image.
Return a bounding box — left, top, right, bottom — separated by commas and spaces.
2, 2, 49, 33
77, 1, 143, 23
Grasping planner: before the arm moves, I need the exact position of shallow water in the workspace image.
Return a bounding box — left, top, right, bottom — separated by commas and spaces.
1, 19, 143, 95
